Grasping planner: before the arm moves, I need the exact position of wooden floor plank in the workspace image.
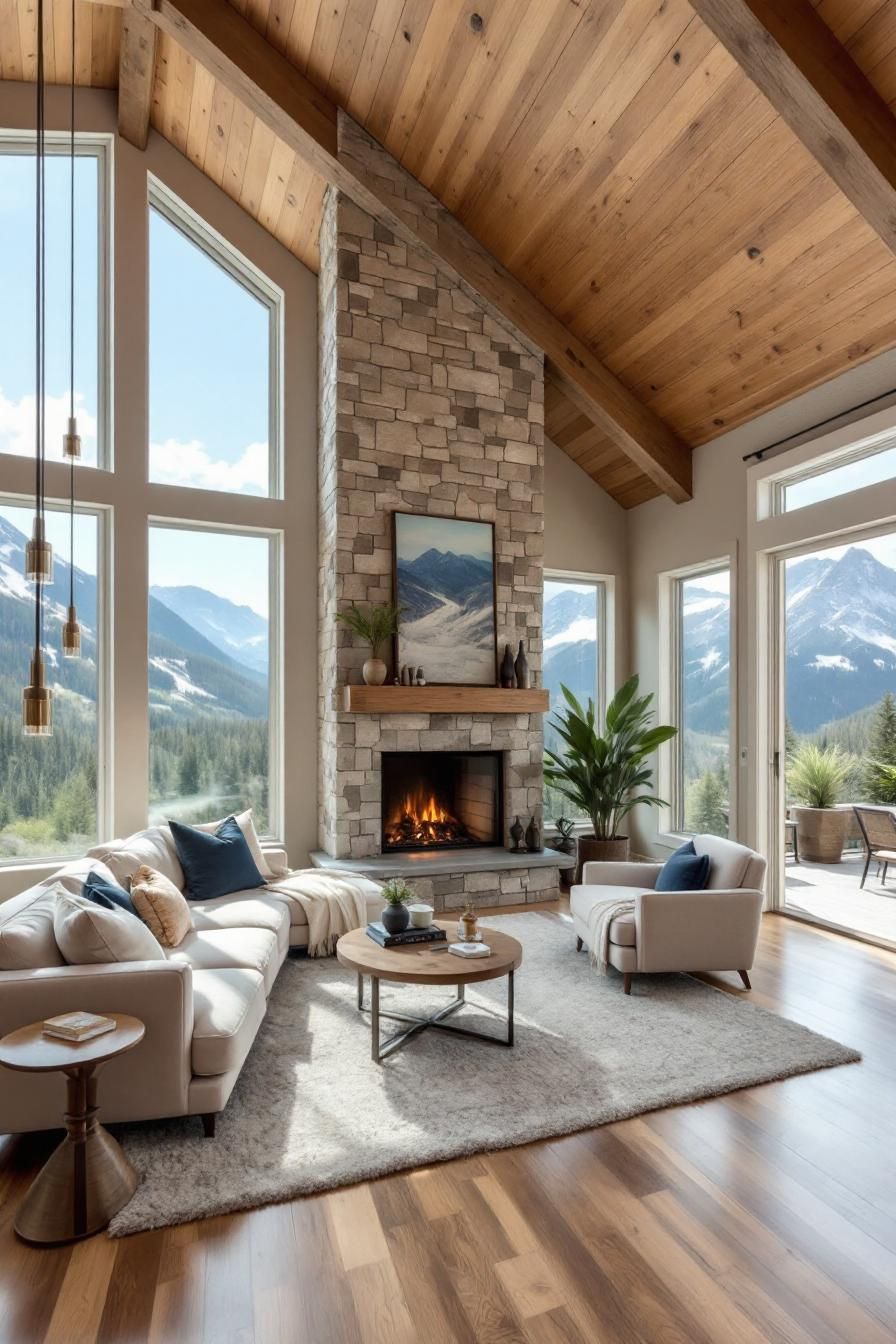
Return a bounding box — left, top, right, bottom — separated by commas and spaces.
0, 910, 892, 1344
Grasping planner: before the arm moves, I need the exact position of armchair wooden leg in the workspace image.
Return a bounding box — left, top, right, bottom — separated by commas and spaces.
200, 1112, 217, 1139
623, 972, 632, 995
738, 970, 751, 991
575, 936, 583, 952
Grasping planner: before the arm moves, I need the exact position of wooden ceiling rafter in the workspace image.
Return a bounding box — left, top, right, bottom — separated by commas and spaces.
122, 0, 693, 504
117, 4, 156, 148
689, 0, 896, 260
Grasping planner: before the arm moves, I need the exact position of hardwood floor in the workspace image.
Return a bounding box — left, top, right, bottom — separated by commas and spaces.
1, 909, 894, 1344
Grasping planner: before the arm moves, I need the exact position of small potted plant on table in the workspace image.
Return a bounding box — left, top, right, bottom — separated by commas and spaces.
336, 601, 403, 686
544, 675, 676, 879
380, 877, 415, 934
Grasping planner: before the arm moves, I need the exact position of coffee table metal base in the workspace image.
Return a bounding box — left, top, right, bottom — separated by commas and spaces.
358, 972, 515, 1062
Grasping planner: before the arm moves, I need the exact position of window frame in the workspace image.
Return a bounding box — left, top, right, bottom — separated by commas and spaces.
146, 515, 283, 840
658, 557, 735, 843
0, 131, 113, 471
0, 493, 112, 867
147, 175, 285, 501
542, 568, 614, 831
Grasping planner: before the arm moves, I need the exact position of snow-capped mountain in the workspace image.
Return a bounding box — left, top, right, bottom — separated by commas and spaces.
543, 587, 598, 743
784, 546, 896, 731
0, 514, 266, 719
151, 585, 268, 674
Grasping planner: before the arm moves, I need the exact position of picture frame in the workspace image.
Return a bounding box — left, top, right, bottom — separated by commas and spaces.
391, 511, 498, 686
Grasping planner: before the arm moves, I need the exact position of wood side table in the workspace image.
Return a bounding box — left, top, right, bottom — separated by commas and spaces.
0, 1013, 144, 1245
336, 922, 522, 1063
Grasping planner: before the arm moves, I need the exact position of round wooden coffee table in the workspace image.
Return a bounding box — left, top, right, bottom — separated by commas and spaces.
336, 921, 522, 1063
0, 1013, 144, 1245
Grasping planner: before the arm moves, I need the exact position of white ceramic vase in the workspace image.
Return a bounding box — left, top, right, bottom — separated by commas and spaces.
363, 657, 387, 686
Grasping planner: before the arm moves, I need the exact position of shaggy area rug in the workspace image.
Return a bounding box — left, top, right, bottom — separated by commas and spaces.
109, 913, 859, 1235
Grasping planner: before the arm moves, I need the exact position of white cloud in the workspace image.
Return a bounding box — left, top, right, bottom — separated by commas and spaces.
150, 438, 268, 495
0, 387, 97, 462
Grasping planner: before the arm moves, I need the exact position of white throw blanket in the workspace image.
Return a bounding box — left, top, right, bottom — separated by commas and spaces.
586, 894, 636, 972
264, 869, 376, 957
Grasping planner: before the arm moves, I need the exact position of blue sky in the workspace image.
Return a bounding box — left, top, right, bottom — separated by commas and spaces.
0, 148, 272, 615
395, 514, 493, 562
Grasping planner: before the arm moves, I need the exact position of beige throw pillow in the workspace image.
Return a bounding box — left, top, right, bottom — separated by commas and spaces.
129, 865, 193, 948
88, 825, 185, 890
54, 888, 167, 965
0, 883, 66, 970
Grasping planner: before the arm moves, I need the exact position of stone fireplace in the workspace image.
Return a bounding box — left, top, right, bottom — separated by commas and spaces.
313, 121, 569, 909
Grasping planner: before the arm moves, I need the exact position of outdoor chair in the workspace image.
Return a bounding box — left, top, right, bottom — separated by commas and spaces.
853, 806, 896, 888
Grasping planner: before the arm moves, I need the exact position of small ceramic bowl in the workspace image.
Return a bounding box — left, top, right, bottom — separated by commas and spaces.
408, 902, 434, 928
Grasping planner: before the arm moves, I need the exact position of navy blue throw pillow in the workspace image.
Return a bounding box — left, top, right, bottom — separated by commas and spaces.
169, 816, 266, 902
656, 843, 710, 892
82, 870, 139, 918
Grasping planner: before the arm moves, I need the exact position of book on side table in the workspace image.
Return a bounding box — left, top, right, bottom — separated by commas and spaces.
366, 922, 447, 948
42, 1011, 116, 1043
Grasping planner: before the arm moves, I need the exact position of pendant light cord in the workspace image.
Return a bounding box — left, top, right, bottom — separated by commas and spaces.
69, 0, 76, 610
34, 0, 45, 655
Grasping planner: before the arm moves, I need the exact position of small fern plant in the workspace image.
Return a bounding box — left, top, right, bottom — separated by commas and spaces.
335, 602, 403, 658
381, 877, 415, 907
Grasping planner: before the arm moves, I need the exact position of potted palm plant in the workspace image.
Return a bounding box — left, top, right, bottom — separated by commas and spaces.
335, 601, 403, 685
788, 742, 851, 863
544, 675, 676, 875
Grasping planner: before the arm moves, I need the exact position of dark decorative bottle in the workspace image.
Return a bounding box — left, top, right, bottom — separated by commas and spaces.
500, 644, 515, 688
514, 640, 530, 689
525, 816, 540, 853
509, 816, 525, 852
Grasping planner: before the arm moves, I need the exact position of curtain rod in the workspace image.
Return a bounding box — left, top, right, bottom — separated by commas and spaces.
742, 386, 896, 465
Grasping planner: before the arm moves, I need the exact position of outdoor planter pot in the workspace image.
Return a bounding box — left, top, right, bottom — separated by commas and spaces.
792, 806, 849, 864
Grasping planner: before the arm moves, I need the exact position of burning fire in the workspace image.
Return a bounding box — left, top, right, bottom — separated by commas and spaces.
384, 786, 473, 849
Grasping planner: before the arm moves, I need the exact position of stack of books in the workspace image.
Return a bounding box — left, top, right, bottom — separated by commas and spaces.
42, 1011, 116, 1043
366, 922, 447, 948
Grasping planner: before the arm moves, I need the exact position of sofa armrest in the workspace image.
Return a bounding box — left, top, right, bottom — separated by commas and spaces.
0, 960, 194, 1132
635, 888, 764, 974
262, 845, 289, 879
580, 861, 663, 888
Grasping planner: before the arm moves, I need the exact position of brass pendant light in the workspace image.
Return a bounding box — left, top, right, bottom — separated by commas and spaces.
23, 0, 53, 735
62, 0, 81, 659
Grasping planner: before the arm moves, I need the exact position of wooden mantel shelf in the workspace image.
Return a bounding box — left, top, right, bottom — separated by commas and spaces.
341, 685, 550, 714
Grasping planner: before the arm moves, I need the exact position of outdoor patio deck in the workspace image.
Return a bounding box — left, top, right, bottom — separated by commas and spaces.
784, 850, 896, 945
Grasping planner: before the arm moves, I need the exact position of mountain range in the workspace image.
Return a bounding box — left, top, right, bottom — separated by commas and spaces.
0, 514, 267, 721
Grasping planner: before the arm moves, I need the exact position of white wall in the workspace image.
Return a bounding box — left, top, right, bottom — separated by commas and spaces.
628, 346, 896, 859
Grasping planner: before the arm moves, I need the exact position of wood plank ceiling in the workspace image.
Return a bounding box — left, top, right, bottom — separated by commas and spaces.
3, 0, 896, 507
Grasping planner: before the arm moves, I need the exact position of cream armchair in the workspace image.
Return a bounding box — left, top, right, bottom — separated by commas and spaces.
570, 834, 766, 994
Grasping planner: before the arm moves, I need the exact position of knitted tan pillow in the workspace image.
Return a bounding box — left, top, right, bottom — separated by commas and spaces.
130, 865, 193, 949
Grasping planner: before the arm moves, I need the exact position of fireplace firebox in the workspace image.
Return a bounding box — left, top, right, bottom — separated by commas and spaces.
381, 751, 503, 853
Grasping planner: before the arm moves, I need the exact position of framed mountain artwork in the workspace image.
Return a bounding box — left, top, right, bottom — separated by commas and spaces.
392, 512, 498, 685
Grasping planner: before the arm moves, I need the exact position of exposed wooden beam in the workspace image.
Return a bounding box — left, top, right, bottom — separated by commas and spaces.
118, 6, 157, 150
132, 0, 692, 503
689, 0, 896, 257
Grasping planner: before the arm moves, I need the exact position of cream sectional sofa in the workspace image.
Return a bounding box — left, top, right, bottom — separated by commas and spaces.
0, 827, 382, 1137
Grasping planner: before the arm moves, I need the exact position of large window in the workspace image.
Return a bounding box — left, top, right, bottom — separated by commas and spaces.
0, 140, 105, 466
148, 525, 275, 832
669, 565, 732, 837
148, 184, 280, 497
543, 572, 608, 825
0, 501, 101, 859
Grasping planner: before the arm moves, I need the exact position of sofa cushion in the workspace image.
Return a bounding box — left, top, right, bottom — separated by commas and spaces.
189, 894, 290, 956
167, 926, 281, 994
606, 912, 636, 947
191, 967, 266, 1076
170, 817, 266, 902
193, 809, 273, 880
54, 887, 168, 965
88, 826, 184, 891
130, 865, 194, 949
570, 883, 647, 949
0, 884, 66, 970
